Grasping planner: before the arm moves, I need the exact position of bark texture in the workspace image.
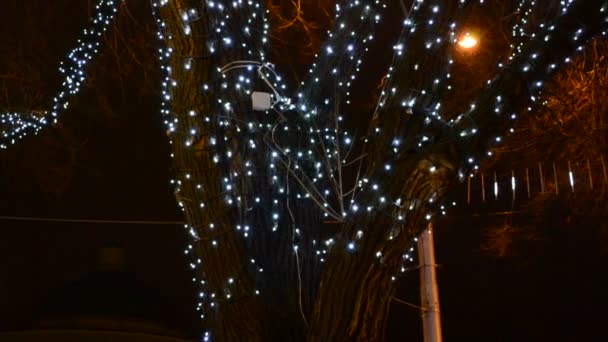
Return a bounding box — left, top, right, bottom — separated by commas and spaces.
160, 1, 265, 340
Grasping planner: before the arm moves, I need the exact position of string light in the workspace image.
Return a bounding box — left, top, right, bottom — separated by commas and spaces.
1, 0, 122, 149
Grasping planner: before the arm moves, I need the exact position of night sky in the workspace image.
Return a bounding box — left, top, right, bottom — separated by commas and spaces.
1, 1, 608, 341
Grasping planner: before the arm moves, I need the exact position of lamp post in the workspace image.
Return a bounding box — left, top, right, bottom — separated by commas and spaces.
418, 222, 442, 342
418, 32, 479, 342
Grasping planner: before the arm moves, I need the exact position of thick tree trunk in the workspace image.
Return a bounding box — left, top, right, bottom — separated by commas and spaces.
308, 153, 456, 341
308, 243, 397, 341
159, 1, 265, 340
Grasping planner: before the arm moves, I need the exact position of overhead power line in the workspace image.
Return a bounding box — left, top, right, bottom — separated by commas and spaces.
0, 215, 184, 225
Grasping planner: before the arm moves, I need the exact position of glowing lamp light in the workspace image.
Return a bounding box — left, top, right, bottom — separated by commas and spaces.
458, 34, 478, 49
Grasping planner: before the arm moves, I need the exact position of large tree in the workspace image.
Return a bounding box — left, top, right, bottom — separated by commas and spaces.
2, 0, 608, 340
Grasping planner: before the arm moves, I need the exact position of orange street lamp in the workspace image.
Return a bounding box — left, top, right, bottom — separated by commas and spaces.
458, 34, 478, 49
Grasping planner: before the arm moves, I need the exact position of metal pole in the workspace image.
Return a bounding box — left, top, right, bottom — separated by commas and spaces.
553, 162, 559, 195
511, 169, 516, 203
467, 175, 471, 204
481, 172, 486, 202
587, 159, 594, 191
418, 222, 443, 342
526, 168, 531, 198
539, 162, 545, 193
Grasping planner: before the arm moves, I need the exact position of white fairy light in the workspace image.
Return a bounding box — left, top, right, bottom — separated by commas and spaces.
1, 0, 122, 149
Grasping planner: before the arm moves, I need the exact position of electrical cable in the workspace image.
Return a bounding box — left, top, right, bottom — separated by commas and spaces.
0, 215, 184, 225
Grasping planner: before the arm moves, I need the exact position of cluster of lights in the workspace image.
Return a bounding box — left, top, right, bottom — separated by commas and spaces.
453, 0, 608, 182
0, 112, 47, 148
151, 0, 430, 333
297, 1, 385, 109
0, 0, 121, 149
509, 0, 536, 60
335, 1, 476, 249
152, 0, 282, 332
509, 0, 576, 62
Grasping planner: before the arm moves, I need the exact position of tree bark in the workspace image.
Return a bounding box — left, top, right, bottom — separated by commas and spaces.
159, 1, 265, 340
308, 152, 456, 341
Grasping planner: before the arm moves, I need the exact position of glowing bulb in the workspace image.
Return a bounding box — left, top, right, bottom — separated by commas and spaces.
458, 34, 478, 49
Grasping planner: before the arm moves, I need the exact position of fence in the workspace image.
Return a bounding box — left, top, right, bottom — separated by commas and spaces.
462, 156, 608, 205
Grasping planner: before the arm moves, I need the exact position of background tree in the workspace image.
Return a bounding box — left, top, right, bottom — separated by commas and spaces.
2, 0, 608, 341
482, 38, 608, 257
